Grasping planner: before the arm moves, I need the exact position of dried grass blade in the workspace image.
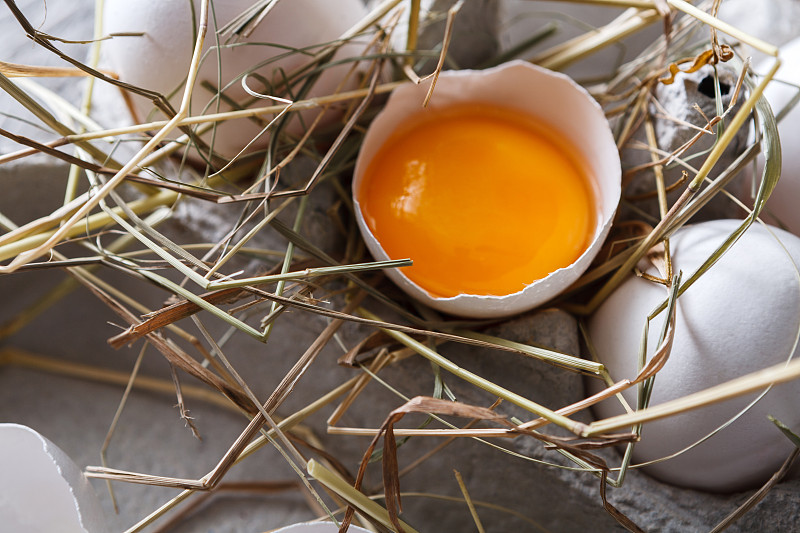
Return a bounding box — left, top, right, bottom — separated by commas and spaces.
666, 0, 778, 56
136, 269, 265, 339
658, 49, 716, 84
360, 308, 588, 434
2, 0, 177, 114
14, 77, 111, 139
271, 64, 382, 199
0, 0, 210, 273
219, 305, 509, 365
70, 267, 255, 413
687, 59, 780, 191
584, 357, 800, 436
56, 81, 405, 148
456, 330, 603, 374
202, 197, 295, 279
307, 459, 419, 533
454, 470, 485, 533
268, 217, 421, 323
389, 396, 506, 422
349, 396, 506, 533
552, 0, 655, 6
106, 187, 213, 274
0, 72, 117, 166
519, 379, 633, 431
535, 8, 661, 71
0, 60, 94, 78
581, 59, 780, 315
206, 259, 412, 290
169, 294, 367, 498
0, 126, 157, 197
421, 0, 462, 108
0, 347, 237, 412
405, 0, 421, 67
108, 287, 248, 348
382, 422, 403, 530
599, 471, 645, 533
770, 416, 800, 448
338, 331, 393, 367
84, 466, 206, 490
0, 189, 176, 263
709, 447, 800, 533
168, 365, 202, 439
123, 379, 359, 533
101, 344, 146, 513
630, 275, 679, 385
398, 401, 500, 477
0, 192, 86, 248
664, 142, 759, 234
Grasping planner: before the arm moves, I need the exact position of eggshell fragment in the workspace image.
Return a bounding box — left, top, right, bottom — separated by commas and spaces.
753, 37, 800, 235
270, 522, 370, 533
102, 0, 368, 157
588, 219, 800, 492
353, 60, 620, 318
0, 424, 108, 532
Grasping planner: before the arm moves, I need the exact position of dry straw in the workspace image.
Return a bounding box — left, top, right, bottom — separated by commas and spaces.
0, 0, 797, 532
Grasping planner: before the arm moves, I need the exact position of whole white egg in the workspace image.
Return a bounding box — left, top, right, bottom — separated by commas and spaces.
102, 0, 369, 157
753, 36, 800, 235
588, 219, 800, 492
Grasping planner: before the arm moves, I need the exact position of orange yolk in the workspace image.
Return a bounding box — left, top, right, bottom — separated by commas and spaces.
359, 104, 596, 298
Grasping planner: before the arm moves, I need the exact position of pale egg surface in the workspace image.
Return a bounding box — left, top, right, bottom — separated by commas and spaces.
589, 219, 800, 491
352, 61, 621, 318
755, 36, 800, 235
102, 0, 368, 156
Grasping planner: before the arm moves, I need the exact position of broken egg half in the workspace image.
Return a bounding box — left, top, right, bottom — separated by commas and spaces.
353, 60, 620, 318
0, 424, 108, 532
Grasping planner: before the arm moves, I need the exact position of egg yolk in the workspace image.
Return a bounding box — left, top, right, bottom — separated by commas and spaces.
359, 104, 596, 298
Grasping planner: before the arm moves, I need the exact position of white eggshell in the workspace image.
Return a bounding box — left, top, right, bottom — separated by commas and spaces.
588, 219, 800, 492
754, 37, 800, 235
0, 424, 108, 532
719, 0, 800, 64
353, 60, 620, 318
102, 0, 368, 156
270, 522, 371, 533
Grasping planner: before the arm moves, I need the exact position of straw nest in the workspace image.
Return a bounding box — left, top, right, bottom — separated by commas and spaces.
0, 1, 797, 531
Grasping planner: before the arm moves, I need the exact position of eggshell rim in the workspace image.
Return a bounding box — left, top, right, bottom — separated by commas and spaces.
0, 423, 109, 533
353, 60, 621, 318
268, 521, 372, 532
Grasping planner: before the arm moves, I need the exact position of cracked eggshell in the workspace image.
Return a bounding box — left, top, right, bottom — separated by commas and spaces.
353, 60, 620, 318
271, 522, 371, 533
588, 219, 800, 492
378, 0, 501, 69
102, 0, 368, 157
0, 424, 108, 532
